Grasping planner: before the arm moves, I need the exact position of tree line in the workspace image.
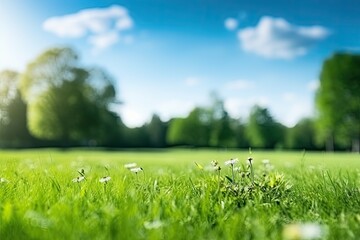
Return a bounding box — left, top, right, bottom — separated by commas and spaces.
0, 47, 359, 151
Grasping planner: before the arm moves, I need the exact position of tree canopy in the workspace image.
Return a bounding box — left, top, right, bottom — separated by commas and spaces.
246, 105, 284, 149
285, 118, 316, 150
20, 47, 118, 143
0, 70, 33, 147
316, 52, 360, 152
0, 48, 358, 151
167, 107, 210, 147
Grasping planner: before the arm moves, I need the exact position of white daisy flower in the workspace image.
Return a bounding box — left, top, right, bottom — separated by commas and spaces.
0, 177, 9, 183
144, 220, 163, 229
130, 167, 143, 173
225, 158, 238, 166
211, 160, 219, 167
124, 163, 137, 169
283, 223, 327, 240
262, 159, 274, 171
72, 176, 85, 183
262, 159, 270, 165
99, 176, 111, 183
204, 165, 221, 172
233, 167, 241, 171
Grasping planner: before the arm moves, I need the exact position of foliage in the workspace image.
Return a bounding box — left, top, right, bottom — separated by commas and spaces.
246, 105, 285, 149
145, 114, 167, 148
285, 118, 317, 150
122, 125, 150, 147
208, 94, 236, 148
20, 47, 118, 143
167, 108, 211, 146
1, 48, 358, 151
316, 52, 360, 152
0, 70, 33, 147
167, 94, 237, 148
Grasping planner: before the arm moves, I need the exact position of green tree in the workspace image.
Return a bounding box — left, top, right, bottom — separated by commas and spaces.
167, 107, 210, 147
20, 47, 118, 144
167, 93, 237, 148
246, 105, 284, 149
208, 93, 236, 147
210, 111, 236, 147
0, 70, 33, 147
285, 118, 316, 150
122, 125, 150, 147
233, 118, 249, 148
167, 118, 186, 146
145, 114, 167, 147
316, 53, 360, 152
96, 111, 124, 147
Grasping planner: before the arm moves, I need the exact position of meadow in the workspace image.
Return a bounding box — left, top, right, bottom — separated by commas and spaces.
0, 149, 360, 239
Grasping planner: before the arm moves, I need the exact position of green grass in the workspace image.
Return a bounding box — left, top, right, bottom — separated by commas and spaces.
0, 149, 360, 239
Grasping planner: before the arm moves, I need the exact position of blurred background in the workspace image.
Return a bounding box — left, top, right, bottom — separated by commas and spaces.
0, 0, 359, 151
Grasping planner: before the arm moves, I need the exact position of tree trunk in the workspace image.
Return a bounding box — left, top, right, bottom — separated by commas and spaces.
352, 138, 360, 153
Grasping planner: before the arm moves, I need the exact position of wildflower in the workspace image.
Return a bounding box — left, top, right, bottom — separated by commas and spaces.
24, 210, 51, 229
124, 163, 137, 169
130, 167, 143, 173
262, 159, 270, 165
0, 177, 9, 183
211, 160, 221, 171
99, 176, 111, 183
78, 168, 85, 176
233, 167, 241, 171
225, 158, 238, 166
204, 165, 221, 172
144, 220, 163, 229
283, 223, 327, 240
262, 159, 274, 172
225, 158, 238, 183
211, 160, 219, 166
247, 157, 255, 185
72, 176, 85, 183
220, 201, 225, 210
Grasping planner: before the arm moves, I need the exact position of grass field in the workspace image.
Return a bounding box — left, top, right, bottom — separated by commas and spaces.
0, 149, 360, 239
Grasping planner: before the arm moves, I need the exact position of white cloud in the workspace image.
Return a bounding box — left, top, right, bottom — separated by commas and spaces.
225, 18, 238, 31
121, 106, 150, 128
157, 99, 196, 120
118, 97, 196, 128
43, 5, 134, 51
237, 16, 329, 59
224, 94, 314, 127
224, 96, 270, 118
276, 99, 313, 127
89, 31, 119, 50
116, 17, 133, 30
225, 79, 254, 90
307, 80, 319, 91
270, 91, 315, 127
184, 77, 200, 87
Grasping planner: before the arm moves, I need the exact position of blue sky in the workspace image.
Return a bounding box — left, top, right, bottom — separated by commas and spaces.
1, 0, 359, 127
